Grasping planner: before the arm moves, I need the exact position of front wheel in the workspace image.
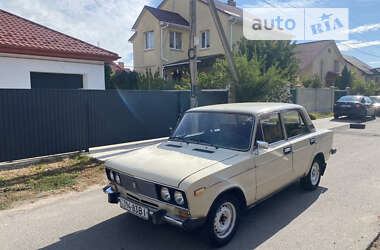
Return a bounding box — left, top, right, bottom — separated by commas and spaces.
301, 160, 322, 190
206, 195, 241, 247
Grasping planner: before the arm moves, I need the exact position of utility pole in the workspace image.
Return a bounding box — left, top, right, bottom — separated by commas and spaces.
189, 0, 199, 108
208, 0, 239, 103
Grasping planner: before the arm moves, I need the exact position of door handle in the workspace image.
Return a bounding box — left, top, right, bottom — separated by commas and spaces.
310, 138, 317, 145
283, 146, 292, 155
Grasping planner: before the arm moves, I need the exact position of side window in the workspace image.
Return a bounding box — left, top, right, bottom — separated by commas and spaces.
259, 113, 284, 144
283, 110, 309, 138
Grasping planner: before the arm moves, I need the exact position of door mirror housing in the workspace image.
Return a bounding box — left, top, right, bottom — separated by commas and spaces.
257, 140, 269, 150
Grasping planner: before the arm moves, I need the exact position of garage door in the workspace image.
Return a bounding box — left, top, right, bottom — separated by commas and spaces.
30, 72, 83, 89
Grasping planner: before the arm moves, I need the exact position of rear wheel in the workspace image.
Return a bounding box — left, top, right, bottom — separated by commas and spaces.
206, 195, 241, 247
301, 159, 322, 191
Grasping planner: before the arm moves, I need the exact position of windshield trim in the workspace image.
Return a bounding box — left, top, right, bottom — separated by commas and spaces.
168, 111, 256, 152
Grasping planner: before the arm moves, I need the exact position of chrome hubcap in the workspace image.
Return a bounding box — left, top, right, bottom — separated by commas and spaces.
310, 162, 320, 186
213, 202, 236, 239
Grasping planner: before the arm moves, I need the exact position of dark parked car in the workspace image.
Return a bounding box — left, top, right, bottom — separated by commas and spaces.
370, 96, 380, 116
334, 95, 376, 119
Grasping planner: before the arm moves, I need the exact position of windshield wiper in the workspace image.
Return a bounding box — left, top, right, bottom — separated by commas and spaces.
168, 135, 188, 143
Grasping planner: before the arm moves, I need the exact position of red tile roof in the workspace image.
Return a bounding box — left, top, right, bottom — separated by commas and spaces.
0, 9, 120, 62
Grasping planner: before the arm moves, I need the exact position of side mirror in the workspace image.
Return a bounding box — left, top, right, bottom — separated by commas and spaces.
257, 140, 269, 150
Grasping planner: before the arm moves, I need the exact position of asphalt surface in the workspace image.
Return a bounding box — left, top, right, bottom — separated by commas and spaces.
1, 118, 380, 250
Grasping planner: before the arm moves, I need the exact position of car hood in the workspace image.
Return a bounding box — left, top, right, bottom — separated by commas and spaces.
105, 141, 239, 187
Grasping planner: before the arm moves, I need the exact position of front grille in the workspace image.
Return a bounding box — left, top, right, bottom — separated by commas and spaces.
118, 173, 158, 200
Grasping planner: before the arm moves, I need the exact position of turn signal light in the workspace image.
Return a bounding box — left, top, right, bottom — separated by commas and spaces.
194, 187, 205, 196
109, 183, 117, 192
177, 209, 190, 219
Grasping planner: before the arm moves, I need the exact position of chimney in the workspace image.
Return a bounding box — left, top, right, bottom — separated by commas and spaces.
118, 62, 125, 69
227, 0, 236, 6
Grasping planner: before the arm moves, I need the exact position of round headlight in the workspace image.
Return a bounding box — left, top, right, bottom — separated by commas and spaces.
110, 171, 115, 181
115, 173, 121, 184
174, 191, 184, 205
160, 187, 171, 201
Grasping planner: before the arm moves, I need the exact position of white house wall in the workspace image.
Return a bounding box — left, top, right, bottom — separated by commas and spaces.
0, 53, 105, 89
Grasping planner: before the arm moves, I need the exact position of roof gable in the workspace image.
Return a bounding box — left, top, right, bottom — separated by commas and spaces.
0, 9, 119, 62
132, 6, 189, 30
158, 0, 242, 17
295, 40, 340, 72
343, 54, 373, 75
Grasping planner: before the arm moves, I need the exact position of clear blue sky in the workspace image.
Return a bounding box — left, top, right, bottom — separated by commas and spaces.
1, 0, 379, 68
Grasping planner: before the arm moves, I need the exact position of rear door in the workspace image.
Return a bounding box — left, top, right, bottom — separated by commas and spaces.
254, 112, 293, 200
281, 110, 315, 178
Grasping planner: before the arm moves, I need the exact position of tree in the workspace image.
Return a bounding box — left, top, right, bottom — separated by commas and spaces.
104, 63, 112, 89
137, 69, 176, 90
335, 65, 352, 90
302, 75, 323, 88
235, 39, 299, 81
201, 39, 298, 102
108, 71, 138, 89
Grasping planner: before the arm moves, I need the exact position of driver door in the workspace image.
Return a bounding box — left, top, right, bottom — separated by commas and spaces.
254, 112, 293, 200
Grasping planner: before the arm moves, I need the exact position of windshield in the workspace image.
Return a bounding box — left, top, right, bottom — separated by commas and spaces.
337, 96, 361, 102
170, 112, 254, 151
370, 96, 380, 103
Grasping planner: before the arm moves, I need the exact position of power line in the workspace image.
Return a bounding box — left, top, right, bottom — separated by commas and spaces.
258, 0, 380, 60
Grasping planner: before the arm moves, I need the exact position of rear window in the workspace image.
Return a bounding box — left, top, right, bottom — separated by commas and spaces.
337, 96, 361, 102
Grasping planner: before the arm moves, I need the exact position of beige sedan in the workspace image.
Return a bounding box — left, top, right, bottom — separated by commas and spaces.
104, 103, 336, 247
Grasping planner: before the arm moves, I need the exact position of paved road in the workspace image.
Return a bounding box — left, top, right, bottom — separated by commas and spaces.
1, 119, 379, 250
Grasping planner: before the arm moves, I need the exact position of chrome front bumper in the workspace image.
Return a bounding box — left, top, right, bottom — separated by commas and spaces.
103, 185, 205, 231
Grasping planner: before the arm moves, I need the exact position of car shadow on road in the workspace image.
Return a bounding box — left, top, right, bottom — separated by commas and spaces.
330, 116, 376, 124
40, 184, 327, 250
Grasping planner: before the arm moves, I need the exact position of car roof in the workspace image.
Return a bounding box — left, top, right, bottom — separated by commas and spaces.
188, 102, 303, 115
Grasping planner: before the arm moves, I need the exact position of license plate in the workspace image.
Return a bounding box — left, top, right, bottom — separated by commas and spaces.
341, 105, 351, 108
120, 198, 149, 220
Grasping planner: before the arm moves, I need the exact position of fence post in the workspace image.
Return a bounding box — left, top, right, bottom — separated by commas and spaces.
330, 86, 335, 113
295, 86, 300, 105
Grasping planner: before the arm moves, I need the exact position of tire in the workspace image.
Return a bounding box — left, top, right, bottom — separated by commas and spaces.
301, 159, 322, 191
206, 194, 241, 247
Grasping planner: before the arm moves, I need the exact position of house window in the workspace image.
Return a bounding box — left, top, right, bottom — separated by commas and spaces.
169, 31, 182, 50
201, 30, 210, 49
334, 60, 340, 73
145, 31, 154, 50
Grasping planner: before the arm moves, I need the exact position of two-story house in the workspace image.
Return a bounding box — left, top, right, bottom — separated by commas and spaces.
295, 40, 346, 86
295, 40, 380, 86
129, 0, 243, 80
